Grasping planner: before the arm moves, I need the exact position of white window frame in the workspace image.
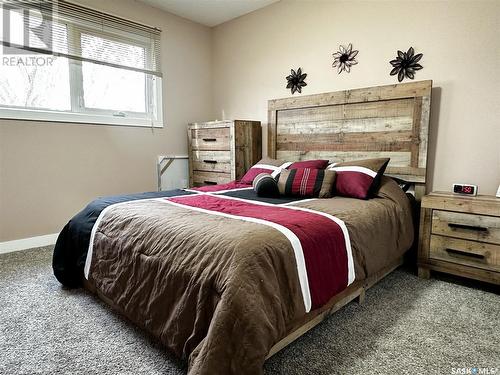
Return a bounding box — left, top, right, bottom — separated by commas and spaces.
0, 21, 163, 128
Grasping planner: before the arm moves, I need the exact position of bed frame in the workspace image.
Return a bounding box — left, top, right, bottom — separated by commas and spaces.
266, 80, 432, 358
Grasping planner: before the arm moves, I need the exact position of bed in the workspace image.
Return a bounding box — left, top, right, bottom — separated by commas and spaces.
53, 80, 432, 375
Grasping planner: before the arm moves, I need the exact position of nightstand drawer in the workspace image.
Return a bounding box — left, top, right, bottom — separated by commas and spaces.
191, 127, 230, 150
429, 235, 500, 271
432, 210, 500, 245
191, 151, 231, 173
192, 171, 232, 187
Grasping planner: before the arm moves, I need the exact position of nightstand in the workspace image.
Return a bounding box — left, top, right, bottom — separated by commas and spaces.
418, 192, 500, 285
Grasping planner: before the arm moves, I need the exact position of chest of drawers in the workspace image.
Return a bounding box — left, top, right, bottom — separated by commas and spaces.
418, 192, 500, 285
187, 120, 261, 187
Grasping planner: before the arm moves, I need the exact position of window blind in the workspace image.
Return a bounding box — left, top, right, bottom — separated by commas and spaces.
0, 0, 162, 77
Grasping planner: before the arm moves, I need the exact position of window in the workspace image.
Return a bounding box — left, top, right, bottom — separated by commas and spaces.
0, 0, 163, 127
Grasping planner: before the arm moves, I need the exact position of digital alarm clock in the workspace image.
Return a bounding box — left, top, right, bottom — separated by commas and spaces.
453, 183, 477, 196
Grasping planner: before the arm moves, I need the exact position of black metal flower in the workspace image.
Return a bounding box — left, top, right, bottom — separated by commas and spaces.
332, 43, 358, 74
390, 47, 423, 82
286, 68, 307, 94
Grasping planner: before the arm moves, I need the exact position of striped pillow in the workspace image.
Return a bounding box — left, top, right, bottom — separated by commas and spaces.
253, 173, 280, 197
278, 168, 337, 198
328, 158, 390, 199
240, 158, 288, 184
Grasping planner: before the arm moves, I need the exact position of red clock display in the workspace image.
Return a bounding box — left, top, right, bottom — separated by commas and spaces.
453, 184, 476, 195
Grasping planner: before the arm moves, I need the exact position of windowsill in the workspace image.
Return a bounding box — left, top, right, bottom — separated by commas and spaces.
0, 106, 164, 128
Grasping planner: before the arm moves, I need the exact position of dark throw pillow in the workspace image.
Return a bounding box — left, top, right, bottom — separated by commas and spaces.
253, 173, 280, 197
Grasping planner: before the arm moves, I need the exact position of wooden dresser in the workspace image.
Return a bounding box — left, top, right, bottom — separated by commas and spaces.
418, 192, 500, 285
187, 120, 261, 187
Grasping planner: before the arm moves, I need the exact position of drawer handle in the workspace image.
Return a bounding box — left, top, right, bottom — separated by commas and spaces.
203, 160, 218, 164
445, 248, 485, 259
447, 223, 488, 232
204, 180, 218, 185
202, 138, 217, 142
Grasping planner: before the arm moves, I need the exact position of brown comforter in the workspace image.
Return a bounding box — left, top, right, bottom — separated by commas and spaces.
86, 177, 413, 374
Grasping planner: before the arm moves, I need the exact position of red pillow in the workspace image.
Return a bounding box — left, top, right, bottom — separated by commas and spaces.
328, 158, 390, 199
240, 158, 287, 184
288, 159, 329, 170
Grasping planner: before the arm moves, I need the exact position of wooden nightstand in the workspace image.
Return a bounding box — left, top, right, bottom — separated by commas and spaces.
418, 192, 500, 285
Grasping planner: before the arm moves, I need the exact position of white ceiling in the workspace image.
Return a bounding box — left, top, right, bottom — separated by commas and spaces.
137, 0, 279, 27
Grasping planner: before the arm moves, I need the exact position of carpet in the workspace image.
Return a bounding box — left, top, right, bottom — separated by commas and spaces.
0, 246, 498, 375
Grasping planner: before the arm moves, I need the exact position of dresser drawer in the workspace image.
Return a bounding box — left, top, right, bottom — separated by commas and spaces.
432, 210, 500, 245
429, 234, 500, 271
191, 151, 231, 173
191, 127, 230, 150
192, 171, 232, 187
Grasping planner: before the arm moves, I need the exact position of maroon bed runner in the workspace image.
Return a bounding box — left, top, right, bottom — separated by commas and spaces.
190, 181, 251, 192
165, 194, 350, 310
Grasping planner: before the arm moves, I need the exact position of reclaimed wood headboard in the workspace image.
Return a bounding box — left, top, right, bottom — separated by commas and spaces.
267, 80, 432, 199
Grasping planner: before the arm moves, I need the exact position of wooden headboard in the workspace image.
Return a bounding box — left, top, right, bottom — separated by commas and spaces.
268, 80, 432, 198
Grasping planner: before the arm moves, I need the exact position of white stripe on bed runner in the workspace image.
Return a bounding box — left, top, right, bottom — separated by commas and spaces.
160, 197, 313, 312
183, 187, 253, 194
211, 187, 253, 194
280, 198, 317, 206
204, 193, 355, 287
183, 188, 204, 193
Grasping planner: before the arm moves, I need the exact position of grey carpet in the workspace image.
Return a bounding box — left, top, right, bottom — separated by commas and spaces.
0, 247, 498, 375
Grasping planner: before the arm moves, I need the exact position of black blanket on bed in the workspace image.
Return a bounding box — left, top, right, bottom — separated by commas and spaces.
52, 188, 305, 288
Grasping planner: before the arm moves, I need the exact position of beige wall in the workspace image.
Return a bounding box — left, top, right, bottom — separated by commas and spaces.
213, 0, 500, 195
0, 0, 213, 241
2, 0, 499, 242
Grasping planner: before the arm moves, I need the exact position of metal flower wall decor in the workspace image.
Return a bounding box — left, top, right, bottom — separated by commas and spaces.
332, 43, 358, 73
286, 68, 307, 94
390, 47, 423, 82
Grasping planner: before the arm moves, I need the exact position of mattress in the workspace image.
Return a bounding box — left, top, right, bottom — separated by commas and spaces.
52, 176, 414, 374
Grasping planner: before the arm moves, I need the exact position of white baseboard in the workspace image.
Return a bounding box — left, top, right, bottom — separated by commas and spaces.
0, 233, 59, 255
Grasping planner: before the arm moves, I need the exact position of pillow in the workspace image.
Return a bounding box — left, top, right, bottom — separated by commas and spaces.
240, 157, 287, 184
241, 158, 329, 185
328, 158, 390, 199
253, 173, 280, 197
277, 168, 336, 198
288, 159, 329, 170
